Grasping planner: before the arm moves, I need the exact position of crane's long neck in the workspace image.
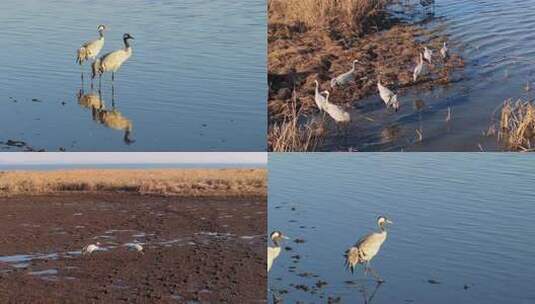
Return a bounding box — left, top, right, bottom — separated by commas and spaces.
378, 222, 387, 233
99, 30, 104, 39
124, 38, 131, 49
273, 239, 281, 248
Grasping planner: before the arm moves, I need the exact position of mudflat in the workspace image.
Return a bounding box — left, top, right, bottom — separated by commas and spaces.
0, 193, 266, 303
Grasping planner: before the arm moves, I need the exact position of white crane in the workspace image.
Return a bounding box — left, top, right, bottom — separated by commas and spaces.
413, 53, 424, 83
314, 80, 327, 112
267, 231, 289, 272
331, 60, 359, 88
423, 46, 433, 63
93, 33, 134, 82
345, 216, 393, 283
76, 25, 107, 66
377, 80, 399, 112
322, 91, 351, 123
440, 42, 449, 59
82, 242, 102, 255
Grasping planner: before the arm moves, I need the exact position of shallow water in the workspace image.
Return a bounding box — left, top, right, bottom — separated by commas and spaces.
268, 154, 535, 303
320, 0, 535, 151
0, 0, 266, 151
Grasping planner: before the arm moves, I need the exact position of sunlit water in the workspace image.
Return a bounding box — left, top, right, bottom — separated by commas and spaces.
268, 154, 535, 303
0, 0, 266, 151
321, 0, 535, 151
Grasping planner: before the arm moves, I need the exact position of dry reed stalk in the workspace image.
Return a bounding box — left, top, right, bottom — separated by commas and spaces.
497, 98, 535, 151
268, 90, 325, 152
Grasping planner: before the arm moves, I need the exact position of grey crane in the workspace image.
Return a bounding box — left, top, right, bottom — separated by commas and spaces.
377, 80, 399, 112
77, 25, 107, 66
322, 91, 351, 123
331, 60, 359, 88
92, 33, 134, 82
423, 46, 433, 63
76, 25, 107, 83
413, 53, 425, 82
268, 231, 289, 272
314, 80, 327, 112
440, 42, 449, 60
345, 216, 393, 283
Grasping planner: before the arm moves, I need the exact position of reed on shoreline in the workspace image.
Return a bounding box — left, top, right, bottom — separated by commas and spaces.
497, 99, 535, 151
269, 0, 389, 34
0, 168, 266, 197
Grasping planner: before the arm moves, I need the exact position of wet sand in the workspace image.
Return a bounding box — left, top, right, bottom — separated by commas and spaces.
0, 193, 266, 303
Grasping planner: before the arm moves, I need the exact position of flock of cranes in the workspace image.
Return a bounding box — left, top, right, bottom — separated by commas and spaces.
269, 216, 393, 283
76, 24, 134, 85
314, 41, 449, 126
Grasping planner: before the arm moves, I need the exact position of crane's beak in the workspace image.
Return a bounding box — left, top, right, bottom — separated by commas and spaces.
282, 235, 290, 240
386, 219, 393, 224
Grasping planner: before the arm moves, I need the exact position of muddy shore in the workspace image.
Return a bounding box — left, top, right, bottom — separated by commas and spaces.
0, 193, 266, 303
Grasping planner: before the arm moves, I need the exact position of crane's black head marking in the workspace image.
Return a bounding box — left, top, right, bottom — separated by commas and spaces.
270, 231, 282, 240
270, 231, 286, 246
97, 25, 106, 31
123, 33, 134, 40
377, 216, 393, 227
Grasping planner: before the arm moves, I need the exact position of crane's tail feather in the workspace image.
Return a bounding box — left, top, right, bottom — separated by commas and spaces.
77, 47, 87, 65
344, 247, 360, 274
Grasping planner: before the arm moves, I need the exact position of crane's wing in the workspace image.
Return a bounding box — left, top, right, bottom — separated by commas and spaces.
355, 232, 386, 259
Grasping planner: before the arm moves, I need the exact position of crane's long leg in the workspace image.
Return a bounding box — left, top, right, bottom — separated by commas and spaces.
80, 65, 84, 88
367, 266, 384, 283
111, 83, 116, 108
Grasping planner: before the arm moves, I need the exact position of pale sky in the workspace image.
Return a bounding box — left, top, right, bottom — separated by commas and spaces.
0, 153, 266, 165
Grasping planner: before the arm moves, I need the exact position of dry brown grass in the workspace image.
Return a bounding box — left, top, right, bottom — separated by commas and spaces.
268, 91, 325, 152
269, 0, 388, 34
0, 169, 266, 197
497, 99, 535, 151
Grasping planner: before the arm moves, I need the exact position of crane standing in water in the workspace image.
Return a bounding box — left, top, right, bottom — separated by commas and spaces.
92, 33, 134, 83
314, 80, 327, 113
377, 81, 400, 112
76, 25, 107, 83
322, 91, 351, 123
268, 231, 289, 272
345, 216, 393, 283
423, 46, 433, 63
413, 53, 425, 82
440, 42, 449, 60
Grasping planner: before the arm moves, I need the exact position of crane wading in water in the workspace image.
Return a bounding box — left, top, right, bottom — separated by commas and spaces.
76, 25, 107, 83
93, 33, 134, 83
267, 231, 289, 272
345, 216, 393, 283
377, 81, 400, 112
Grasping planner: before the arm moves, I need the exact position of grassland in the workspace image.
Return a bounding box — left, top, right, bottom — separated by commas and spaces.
0, 168, 266, 197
